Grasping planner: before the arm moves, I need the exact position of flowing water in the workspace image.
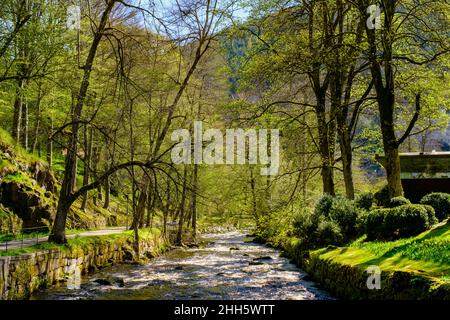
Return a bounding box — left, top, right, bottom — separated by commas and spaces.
30, 231, 333, 300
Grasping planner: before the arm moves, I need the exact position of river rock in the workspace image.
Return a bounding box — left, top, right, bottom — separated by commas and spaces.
253, 256, 272, 262
248, 261, 264, 266
93, 276, 125, 287
94, 278, 113, 286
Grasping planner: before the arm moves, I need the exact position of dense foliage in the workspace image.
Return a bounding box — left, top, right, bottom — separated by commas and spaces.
365, 204, 436, 240
420, 193, 450, 221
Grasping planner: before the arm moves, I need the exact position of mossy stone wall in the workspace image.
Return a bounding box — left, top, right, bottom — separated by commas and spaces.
0, 234, 169, 300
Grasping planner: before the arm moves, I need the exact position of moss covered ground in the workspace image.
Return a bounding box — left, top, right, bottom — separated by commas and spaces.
312, 220, 450, 282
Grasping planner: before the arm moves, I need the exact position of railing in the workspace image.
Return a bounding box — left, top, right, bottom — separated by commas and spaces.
0, 222, 180, 253
0, 226, 50, 253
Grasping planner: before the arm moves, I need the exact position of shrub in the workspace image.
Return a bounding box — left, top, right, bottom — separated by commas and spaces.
355, 192, 373, 210
329, 197, 359, 239
315, 220, 344, 246
293, 209, 317, 242
313, 194, 335, 219
366, 208, 389, 240
421, 205, 438, 227
374, 185, 390, 207
367, 205, 431, 240
385, 204, 429, 239
420, 193, 450, 221
388, 196, 411, 208
355, 210, 370, 236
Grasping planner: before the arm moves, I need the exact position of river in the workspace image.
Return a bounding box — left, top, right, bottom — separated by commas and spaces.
30, 231, 333, 300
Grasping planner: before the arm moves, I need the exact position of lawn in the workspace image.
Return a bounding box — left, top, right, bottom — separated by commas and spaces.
314, 220, 450, 281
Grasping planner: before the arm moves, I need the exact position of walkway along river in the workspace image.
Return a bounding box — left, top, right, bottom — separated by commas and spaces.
30, 231, 333, 300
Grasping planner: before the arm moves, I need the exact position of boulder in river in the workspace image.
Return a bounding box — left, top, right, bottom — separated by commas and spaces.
93, 276, 125, 287
253, 256, 273, 262
249, 261, 264, 266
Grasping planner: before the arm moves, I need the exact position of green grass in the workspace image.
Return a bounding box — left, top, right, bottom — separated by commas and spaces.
0, 227, 104, 242
0, 128, 43, 164
314, 220, 450, 280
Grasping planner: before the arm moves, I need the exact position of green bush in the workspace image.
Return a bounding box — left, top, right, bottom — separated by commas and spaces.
385, 205, 430, 239
294, 195, 361, 246
366, 208, 389, 240
355, 192, 373, 210
421, 204, 438, 226
374, 185, 390, 207
420, 192, 450, 221
366, 205, 432, 240
355, 210, 369, 236
329, 197, 359, 239
292, 209, 317, 242
315, 220, 344, 246
388, 196, 411, 208
313, 194, 335, 219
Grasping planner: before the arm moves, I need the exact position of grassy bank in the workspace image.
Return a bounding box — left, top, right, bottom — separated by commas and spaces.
0, 227, 165, 257
276, 220, 450, 299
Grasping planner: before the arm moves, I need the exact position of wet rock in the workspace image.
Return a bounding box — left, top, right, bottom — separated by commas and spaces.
229, 247, 240, 251
254, 256, 272, 261
217, 272, 225, 276
115, 277, 125, 287
249, 261, 264, 266
94, 278, 113, 286
93, 276, 125, 287
175, 265, 184, 270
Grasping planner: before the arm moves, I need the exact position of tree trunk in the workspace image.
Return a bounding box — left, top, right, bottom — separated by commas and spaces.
380, 121, 403, 198
131, 182, 147, 230
81, 125, 93, 211
12, 80, 24, 143
103, 175, 110, 209
191, 163, 198, 239
49, 0, 116, 244
250, 167, 258, 222
316, 104, 336, 196
47, 117, 53, 168
32, 86, 42, 153
176, 165, 188, 245
364, 0, 404, 199
146, 178, 154, 227
22, 102, 28, 150
163, 178, 170, 237
339, 128, 355, 199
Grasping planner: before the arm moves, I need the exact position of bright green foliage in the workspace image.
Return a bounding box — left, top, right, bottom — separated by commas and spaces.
315, 220, 344, 246
329, 197, 359, 239
374, 185, 390, 207
366, 208, 391, 241
366, 205, 435, 240
388, 196, 411, 208
420, 193, 450, 221
293, 195, 362, 247
355, 192, 373, 211
422, 205, 439, 226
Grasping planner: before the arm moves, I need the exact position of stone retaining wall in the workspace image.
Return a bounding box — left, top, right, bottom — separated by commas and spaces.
0, 233, 169, 300
282, 239, 450, 300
